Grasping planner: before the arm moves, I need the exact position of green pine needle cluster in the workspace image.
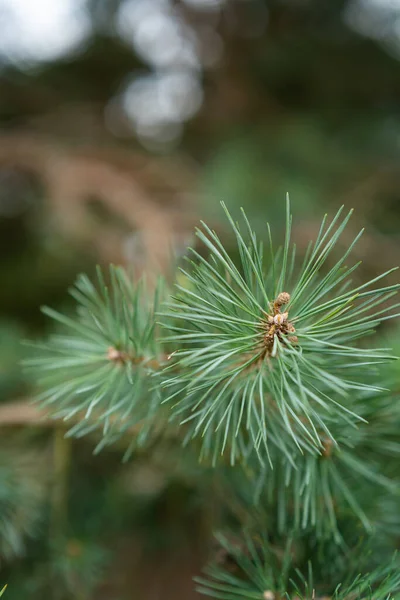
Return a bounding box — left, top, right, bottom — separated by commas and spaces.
161, 199, 399, 464
26, 199, 400, 600
25, 268, 166, 457
0, 445, 48, 560
196, 533, 400, 600
234, 386, 400, 541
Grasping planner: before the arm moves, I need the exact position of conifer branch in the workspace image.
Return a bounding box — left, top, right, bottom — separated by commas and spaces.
160, 200, 400, 464
24, 266, 169, 459
23, 200, 400, 600
197, 533, 400, 600
26, 201, 400, 468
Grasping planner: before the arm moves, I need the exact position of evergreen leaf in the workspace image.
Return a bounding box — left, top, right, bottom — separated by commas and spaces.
161, 203, 400, 464
24, 266, 168, 454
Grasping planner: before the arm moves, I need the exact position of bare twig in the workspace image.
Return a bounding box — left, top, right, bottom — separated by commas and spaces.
0, 399, 147, 438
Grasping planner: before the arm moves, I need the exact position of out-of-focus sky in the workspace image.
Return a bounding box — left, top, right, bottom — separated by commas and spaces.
1, 0, 399, 149
1, 0, 400, 66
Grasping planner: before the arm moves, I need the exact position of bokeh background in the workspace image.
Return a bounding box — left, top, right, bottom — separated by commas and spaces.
0, 0, 399, 598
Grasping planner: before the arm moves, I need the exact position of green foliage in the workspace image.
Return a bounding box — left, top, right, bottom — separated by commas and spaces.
0, 321, 30, 400
3, 538, 109, 600
196, 533, 400, 600
2, 0, 400, 595
161, 200, 399, 464
227, 387, 400, 541
49, 538, 109, 599
25, 201, 400, 599
29, 203, 400, 467
0, 586, 6, 596
0, 443, 48, 560
24, 267, 167, 458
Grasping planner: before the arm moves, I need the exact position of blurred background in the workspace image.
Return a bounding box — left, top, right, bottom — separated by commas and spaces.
0, 0, 399, 598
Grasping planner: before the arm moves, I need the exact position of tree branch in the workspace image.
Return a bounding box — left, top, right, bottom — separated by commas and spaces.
0, 400, 49, 426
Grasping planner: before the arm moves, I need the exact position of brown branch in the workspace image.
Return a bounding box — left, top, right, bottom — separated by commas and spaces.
0, 399, 141, 433
0, 132, 198, 271
0, 400, 49, 426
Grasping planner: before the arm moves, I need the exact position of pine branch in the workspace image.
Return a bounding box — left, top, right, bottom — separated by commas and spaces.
27, 201, 400, 468
196, 533, 400, 600
23, 200, 400, 598
211, 380, 400, 542
0, 444, 49, 560
0, 400, 146, 437
160, 200, 400, 464
24, 266, 169, 459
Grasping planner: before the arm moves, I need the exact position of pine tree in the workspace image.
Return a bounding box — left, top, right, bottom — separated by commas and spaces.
25, 199, 400, 599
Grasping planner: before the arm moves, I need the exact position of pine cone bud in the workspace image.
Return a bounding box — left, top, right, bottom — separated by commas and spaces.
275, 292, 291, 306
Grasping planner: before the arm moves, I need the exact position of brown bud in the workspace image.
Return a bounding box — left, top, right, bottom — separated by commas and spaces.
107, 346, 127, 364
263, 592, 275, 600
273, 312, 288, 325
322, 438, 334, 458
275, 292, 291, 306
107, 346, 121, 361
